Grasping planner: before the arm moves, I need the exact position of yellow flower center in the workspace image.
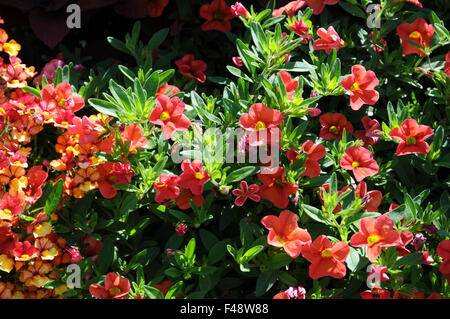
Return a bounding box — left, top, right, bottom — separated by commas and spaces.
160, 111, 170, 121
214, 11, 224, 20
109, 286, 122, 296
58, 98, 66, 107
254, 121, 267, 131
155, 182, 166, 188
406, 136, 416, 145
352, 161, 360, 168
321, 249, 333, 258
277, 236, 286, 245
329, 125, 339, 134
409, 31, 421, 39
21, 254, 29, 259
194, 172, 204, 180
367, 234, 380, 246
350, 82, 360, 91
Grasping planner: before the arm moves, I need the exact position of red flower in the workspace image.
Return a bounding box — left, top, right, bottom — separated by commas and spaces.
278, 71, 298, 100
261, 210, 311, 258
175, 224, 187, 237
305, 0, 340, 15
393, 0, 423, 8
355, 181, 382, 212
149, 95, 191, 140
396, 231, 413, 256
301, 234, 349, 279
273, 291, 290, 299
40, 82, 85, 113
153, 280, 173, 295
370, 31, 387, 52
175, 54, 207, 83
13, 241, 39, 261
231, 2, 250, 18
301, 140, 326, 178
232, 56, 243, 67
232, 181, 260, 206
146, 0, 169, 18
176, 189, 204, 210
0, 224, 18, 255
319, 113, 353, 140
360, 287, 391, 299
341, 65, 379, 110
340, 146, 379, 182
89, 273, 130, 299
437, 240, 450, 276
389, 119, 434, 156
354, 116, 381, 147
155, 83, 180, 97
350, 215, 402, 262
290, 20, 309, 36
178, 159, 210, 195
313, 26, 344, 54
445, 52, 450, 77
272, 0, 306, 17
239, 103, 283, 146
97, 162, 134, 199
397, 17, 434, 56
154, 174, 180, 203
257, 166, 298, 209
199, 0, 234, 33
67, 116, 101, 145
120, 124, 148, 152
419, 251, 434, 265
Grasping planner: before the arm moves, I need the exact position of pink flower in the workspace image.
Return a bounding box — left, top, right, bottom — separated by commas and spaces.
341, 65, 379, 111
231, 2, 250, 18
231, 181, 260, 206
313, 26, 344, 54
176, 224, 187, 237
232, 56, 243, 67
290, 20, 309, 36
66, 116, 101, 145
340, 146, 379, 182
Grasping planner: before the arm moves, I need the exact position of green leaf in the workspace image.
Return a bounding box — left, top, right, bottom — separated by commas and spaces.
392, 253, 424, 268
207, 241, 227, 265
255, 271, 277, 297
23, 86, 41, 98
143, 285, 165, 299
226, 66, 253, 83
88, 98, 122, 117
97, 238, 115, 274
44, 179, 63, 216
224, 166, 257, 184
164, 267, 183, 278
241, 245, 264, 263
199, 229, 219, 250
339, 2, 366, 19
148, 28, 169, 50
301, 204, 328, 224
185, 238, 196, 264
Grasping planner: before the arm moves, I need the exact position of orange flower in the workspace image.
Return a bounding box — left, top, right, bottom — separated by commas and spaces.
120, 124, 148, 152
89, 272, 130, 299
261, 210, 311, 258
301, 235, 350, 279
257, 166, 298, 209
199, 0, 234, 33
350, 215, 402, 262
341, 65, 379, 111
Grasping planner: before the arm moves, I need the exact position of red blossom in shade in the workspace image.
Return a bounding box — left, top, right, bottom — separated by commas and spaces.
272, 0, 306, 17
360, 287, 391, 299
175, 54, 207, 83
355, 181, 382, 212
301, 234, 350, 279
341, 65, 379, 111
153, 280, 173, 295
232, 56, 243, 67
66, 116, 101, 145
89, 273, 130, 299
146, 0, 169, 18
120, 124, 148, 152
389, 119, 434, 156
445, 52, 450, 77
178, 159, 210, 195
232, 181, 260, 206
301, 140, 326, 178
155, 83, 181, 97
437, 240, 450, 276
290, 20, 309, 36
0, 224, 18, 255
319, 113, 353, 140
261, 210, 311, 258
175, 224, 187, 237
354, 116, 382, 147
257, 166, 298, 209
199, 0, 234, 33
340, 146, 379, 182
231, 2, 250, 18
397, 18, 435, 56
350, 215, 402, 262
370, 31, 387, 52
176, 189, 205, 210
149, 95, 191, 140
305, 0, 340, 15
278, 71, 298, 100
239, 103, 283, 147
154, 174, 180, 203
313, 26, 344, 54
396, 231, 413, 256
13, 241, 39, 261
